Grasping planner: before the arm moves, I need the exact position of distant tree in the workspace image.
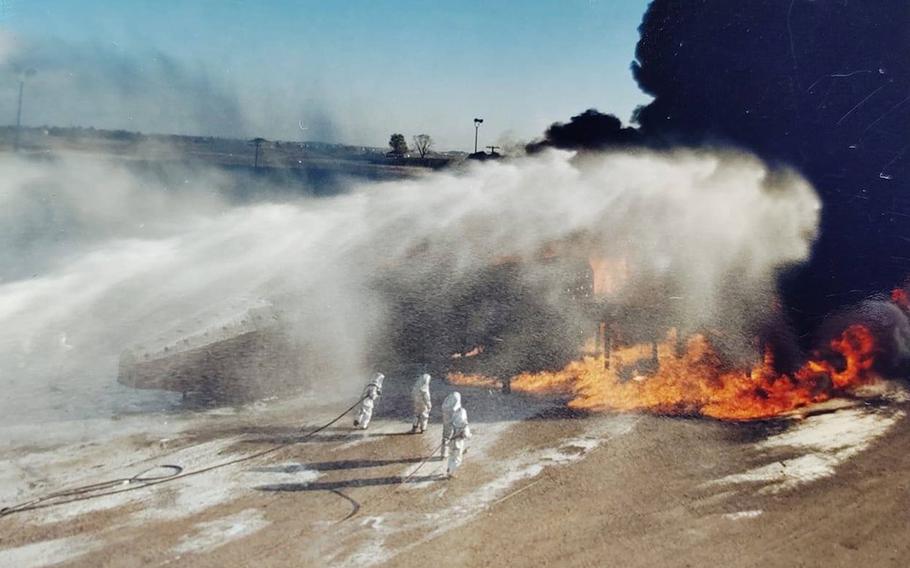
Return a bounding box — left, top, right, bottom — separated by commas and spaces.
388, 133, 408, 155
412, 134, 433, 158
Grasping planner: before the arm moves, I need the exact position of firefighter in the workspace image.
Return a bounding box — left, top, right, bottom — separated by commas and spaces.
446, 406, 472, 478
440, 391, 462, 457
410, 374, 432, 434
353, 372, 384, 429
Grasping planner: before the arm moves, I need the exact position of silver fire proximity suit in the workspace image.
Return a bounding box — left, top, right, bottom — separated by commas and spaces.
354, 373, 384, 430
441, 391, 462, 458
410, 374, 432, 433
446, 407, 472, 478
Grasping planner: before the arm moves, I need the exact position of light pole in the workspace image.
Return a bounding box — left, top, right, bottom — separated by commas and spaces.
249, 137, 267, 169
14, 68, 37, 152
473, 117, 483, 153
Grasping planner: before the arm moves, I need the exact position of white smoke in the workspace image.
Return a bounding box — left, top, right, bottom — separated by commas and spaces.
0, 149, 820, 423
0, 30, 16, 64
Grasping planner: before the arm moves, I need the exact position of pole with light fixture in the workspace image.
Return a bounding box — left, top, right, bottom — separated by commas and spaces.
14, 67, 37, 152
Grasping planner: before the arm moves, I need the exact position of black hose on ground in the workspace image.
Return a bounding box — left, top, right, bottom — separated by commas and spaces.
330, 489, 361, 522
0, 398, 365, 518
400, 441, 446, 484
339, 440, 446, 524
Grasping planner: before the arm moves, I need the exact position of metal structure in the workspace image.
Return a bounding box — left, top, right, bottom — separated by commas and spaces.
14, 68, 37, 152
250, 137, 267, 169
473, 118, 484, 153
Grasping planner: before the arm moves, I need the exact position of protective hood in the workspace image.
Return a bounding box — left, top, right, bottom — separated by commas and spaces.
443, 391, 462, 412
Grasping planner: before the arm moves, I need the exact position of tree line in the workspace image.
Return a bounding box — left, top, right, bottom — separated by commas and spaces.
388, 133, 433, 158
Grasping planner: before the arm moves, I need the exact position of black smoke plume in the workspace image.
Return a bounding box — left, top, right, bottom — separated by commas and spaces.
534, 1, 910, 337
526, 109, 640, 153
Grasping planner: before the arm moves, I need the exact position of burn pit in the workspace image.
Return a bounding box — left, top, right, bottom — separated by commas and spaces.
443, 252, 898, 422
115, 149, 883, 416
450, 324, 879, 421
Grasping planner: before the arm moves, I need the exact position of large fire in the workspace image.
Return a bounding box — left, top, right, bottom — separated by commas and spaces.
449, 325, 879, 421
588, 256, 628, 297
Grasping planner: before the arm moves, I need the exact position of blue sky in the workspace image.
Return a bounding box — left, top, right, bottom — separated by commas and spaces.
1, 1, 651, 150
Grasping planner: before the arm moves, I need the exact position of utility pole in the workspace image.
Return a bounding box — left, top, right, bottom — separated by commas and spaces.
14, 68, 37, 152
473, 118, 483, 153
250, 137, 266, 169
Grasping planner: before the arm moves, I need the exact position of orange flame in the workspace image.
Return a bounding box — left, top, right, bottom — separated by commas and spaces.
447, 372, 501, 389
588, 256, 628, 297
449, 325, 879, 421
451, 345, 485, 360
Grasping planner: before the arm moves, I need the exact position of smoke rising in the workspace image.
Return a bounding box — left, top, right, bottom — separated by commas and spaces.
0, 155, 227, 281
1, 35, 248, 138
526, 109, 641, 153
0, 30, 16, 64
0, 32, 355, 144
633, 1, 910, 327
535, 1, 910, 338
0, 149, 818, 423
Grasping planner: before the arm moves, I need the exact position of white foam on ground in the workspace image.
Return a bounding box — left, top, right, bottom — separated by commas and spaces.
240, 462, 321, 488
330, 421, 404, 453
723, 510, 763, 521
0, 393, 295, 511
0, 415, 189, 505
334, 413, 639, 568
713, 407, 904, 493
1, 399, 344, 565
2, 398, 340, 530
137, 465, 240, 523
23, 437, 244, 525
171, 508, 269, 556
203, 407, 239, 416
133, 441, 320, 523
133, 460, 320, 526
0, 535, 101, 568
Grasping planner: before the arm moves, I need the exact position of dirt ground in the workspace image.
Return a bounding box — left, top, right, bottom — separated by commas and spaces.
1, 378, 909, 567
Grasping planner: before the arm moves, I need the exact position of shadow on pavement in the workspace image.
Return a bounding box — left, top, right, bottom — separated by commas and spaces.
251, 456, 428, 473
256, 474, 440, 492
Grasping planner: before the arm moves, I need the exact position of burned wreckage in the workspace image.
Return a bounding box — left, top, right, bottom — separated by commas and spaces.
117, 246, 653, 402
117, 305, 306, 401
118, 230, 893, 422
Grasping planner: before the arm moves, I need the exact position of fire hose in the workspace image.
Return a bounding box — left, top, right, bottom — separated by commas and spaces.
0, 397, 366, 518
340, 440, 446, 523
401, 441, 446, 482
